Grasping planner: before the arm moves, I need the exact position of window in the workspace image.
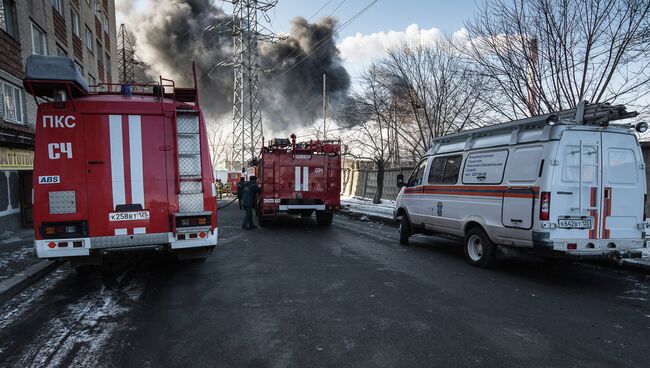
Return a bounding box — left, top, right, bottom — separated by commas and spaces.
31, 23, 48, 55
87, 73, 96, 86
0, 0, 17, 37
508, 146, 543, 183
2, 81, 24, 124
607, 149, 637, 185
51, 0, 62, 14
561, 145, 597, 184
56, 44, 67, 57
462, 150, 508, 184
105, 52, 111, 71
75, 61, 83, 75
96, 40, 102, 64
85, 26, 93, 53
407, 159, 429, 187
429, 155, 462, 184
70, 9, 80, 36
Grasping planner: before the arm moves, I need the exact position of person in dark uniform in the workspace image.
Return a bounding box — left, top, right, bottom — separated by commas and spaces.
241, 176, 261, 230
236, 176, 245, 210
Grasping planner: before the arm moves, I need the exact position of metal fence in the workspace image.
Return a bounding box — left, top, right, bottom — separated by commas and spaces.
341, 166, 414, 201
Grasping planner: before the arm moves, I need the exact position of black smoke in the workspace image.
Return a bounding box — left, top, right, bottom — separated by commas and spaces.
128, 0, 350, 132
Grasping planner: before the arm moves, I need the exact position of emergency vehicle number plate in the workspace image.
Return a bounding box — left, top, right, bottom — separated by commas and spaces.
558, 218, 592, 229
108, 211, 150, 222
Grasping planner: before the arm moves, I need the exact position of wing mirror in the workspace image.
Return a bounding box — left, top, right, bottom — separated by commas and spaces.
396, 174, 405, 188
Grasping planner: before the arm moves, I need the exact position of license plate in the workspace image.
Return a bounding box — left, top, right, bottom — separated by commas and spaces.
108, 211, 150, 222
558, 218, 592, 229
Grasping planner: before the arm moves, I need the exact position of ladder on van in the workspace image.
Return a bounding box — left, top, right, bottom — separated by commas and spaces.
176, 111, 204, 212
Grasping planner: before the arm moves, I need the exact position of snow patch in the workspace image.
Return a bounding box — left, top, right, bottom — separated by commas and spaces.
341, 196, 395, 220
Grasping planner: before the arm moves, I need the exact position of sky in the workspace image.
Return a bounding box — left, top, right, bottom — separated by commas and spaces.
116, 0, 477, 76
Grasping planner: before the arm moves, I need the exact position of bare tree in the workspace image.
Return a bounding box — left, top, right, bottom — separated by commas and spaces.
462, 0, 650, 119
377, 40, 490, 161
341, 64, 397, 203
206, 123, 229, 170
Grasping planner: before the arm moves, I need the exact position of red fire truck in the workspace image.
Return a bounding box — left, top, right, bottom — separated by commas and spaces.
227, 172, 241, 194
25, 55, 217, 266
255, 134, 341, 226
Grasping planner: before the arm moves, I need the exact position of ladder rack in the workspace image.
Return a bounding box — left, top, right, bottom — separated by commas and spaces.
427, 102, 638, 155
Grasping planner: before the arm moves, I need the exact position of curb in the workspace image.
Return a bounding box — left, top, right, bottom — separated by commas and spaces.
0, 260, 62, 305
338, 208, 398, 228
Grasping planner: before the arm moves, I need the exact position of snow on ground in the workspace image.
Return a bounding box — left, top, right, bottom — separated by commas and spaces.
341, 196, 395, 220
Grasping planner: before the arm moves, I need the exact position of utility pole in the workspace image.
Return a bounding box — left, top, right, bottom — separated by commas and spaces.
117, 24, 141, 83
229, 0, 277, 173
322, 73, 327, 140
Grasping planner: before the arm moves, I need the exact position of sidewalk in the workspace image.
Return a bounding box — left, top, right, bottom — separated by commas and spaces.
0, 228, 39, 282
341, 196, 650, 272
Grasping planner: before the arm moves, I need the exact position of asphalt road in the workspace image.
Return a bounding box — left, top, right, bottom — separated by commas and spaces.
1, 201, 649, 368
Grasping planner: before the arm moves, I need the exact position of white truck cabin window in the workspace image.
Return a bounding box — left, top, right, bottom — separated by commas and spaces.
408, 159, 428, 186
508, 146, 543, 183
462, 150, 508, 184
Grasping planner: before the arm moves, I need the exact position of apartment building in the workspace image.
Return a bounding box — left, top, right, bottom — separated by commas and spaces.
0, 0, 118, 230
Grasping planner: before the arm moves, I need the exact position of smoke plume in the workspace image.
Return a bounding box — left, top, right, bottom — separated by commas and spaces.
120, 0, 350, 134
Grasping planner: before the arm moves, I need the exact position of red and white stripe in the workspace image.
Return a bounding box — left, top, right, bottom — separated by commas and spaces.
109, 114, 146, 236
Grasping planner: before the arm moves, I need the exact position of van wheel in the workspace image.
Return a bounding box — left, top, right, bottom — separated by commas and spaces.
399, 216, 412, 246
464, 227, 496, 268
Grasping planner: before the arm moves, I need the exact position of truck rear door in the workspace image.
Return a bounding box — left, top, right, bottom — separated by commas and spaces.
84, 114, 169, 237
600, 132, 644, 239
551, 130, 601, 240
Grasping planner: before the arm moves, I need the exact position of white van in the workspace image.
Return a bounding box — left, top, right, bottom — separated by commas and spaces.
394, 103, 648, 267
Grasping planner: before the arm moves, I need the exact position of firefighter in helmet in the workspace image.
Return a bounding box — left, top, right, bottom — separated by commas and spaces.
216, 179, 224, 200
241, 176, 261, 229
225, 181, 232, 196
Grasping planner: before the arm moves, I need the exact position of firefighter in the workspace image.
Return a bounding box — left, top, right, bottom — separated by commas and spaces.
225, 181, 232, 196
237, 177, 245, 210
216, 179, 224, 199
241, 176, 261, 230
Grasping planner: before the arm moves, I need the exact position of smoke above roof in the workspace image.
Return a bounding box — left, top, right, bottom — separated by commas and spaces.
120, 0, 350, 133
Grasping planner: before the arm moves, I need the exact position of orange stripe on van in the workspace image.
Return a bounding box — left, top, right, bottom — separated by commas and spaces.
589, 187, 598, 239
601, 187, 612, 239
405, 185, 539, 199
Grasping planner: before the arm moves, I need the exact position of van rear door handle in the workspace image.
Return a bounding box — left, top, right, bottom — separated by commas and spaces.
511, 219, 523, 223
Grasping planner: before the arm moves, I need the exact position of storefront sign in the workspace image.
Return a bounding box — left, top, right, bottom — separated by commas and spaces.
0, 147, 34, 170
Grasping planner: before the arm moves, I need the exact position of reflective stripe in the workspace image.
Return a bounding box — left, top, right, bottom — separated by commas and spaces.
303, 166, 309, 191
295, 166, 301, 191
133, 227, 146, 234
114, 228, 128, 236
128, 115, 144, 207
109, 115, 125, 210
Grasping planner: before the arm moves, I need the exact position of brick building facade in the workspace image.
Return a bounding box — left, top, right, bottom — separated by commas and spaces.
0, 0, 117, 231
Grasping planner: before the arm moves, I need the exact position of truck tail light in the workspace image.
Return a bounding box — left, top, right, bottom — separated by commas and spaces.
176, 215, 211, 228
540, 192, 551, 221
41, 221, 88, 239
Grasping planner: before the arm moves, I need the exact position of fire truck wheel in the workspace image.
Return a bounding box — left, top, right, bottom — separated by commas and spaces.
316, 211, 333, 226
399, 216, 412, 246
464, 227, 497, 268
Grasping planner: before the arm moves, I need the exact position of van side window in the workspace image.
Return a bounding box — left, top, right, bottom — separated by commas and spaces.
428, 158, 445, 183
509, 146, 543, 183
429, 155, 462, 184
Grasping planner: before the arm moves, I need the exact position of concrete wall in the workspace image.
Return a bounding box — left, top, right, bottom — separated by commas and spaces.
342, 166, 414, 201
